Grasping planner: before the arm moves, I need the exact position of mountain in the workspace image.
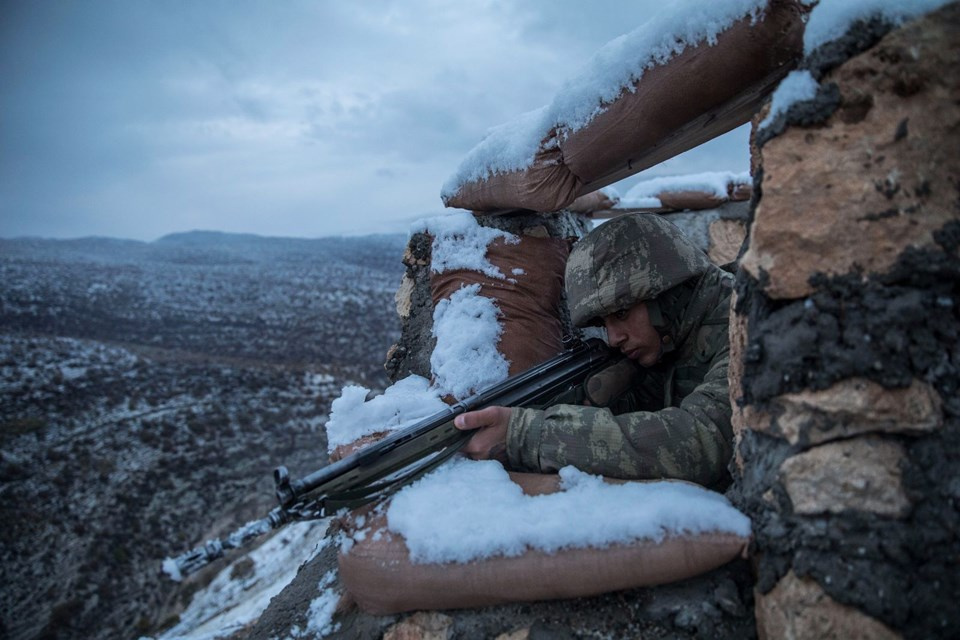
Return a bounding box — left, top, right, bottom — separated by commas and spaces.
0, 231, 407, 640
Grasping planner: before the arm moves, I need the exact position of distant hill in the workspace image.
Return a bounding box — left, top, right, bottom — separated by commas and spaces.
0, 230, 408, 373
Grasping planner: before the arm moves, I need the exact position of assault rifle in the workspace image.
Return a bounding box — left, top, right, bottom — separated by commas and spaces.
166, 337, 614, 578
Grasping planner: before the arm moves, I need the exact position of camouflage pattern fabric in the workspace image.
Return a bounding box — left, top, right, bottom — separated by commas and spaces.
565, 213, 713, 328
506, 214, 734, 488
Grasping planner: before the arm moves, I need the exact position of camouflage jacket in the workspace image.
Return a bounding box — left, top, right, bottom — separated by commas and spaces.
505, 266, 734, 488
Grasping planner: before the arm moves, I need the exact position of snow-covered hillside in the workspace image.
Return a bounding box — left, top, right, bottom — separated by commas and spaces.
0, 231, 405, 640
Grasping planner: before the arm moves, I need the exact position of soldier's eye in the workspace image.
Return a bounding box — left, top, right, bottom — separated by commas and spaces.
614, 308, 629, 320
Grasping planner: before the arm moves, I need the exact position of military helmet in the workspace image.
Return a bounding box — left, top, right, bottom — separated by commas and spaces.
565, 214, 712, 328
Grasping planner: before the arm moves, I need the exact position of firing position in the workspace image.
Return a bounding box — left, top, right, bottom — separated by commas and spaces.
455, 214, 734, 488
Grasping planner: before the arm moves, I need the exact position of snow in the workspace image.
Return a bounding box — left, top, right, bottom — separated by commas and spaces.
385, 458, 751, 564
758, 70, 820, 130
324, 283, 509, 451
324, 376, 448, 452
618, 171, 751, 208
411, 211, 519, 279
161, 557, 182, 583
155, 520, 329, 640
803, 0, 953, 54
442, 0, 766, 198
326, 210, 514, 449
287, 570, 341, 639
430, 284, 509, 400
759, 0, 952, 132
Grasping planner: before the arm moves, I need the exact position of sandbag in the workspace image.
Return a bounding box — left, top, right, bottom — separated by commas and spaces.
657, 190, 727, 211
338, 472, 750, 615
444, 0, 804, 213
654, 180, 752, 211
564, 189, 620, 215
430, 234, 571, 376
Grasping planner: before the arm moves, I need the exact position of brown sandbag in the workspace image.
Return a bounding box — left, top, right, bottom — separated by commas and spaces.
564, 189, 620, 215
430, 234, 571, 376
338, 472, 750, 615
562, 0, 805, 191
447, 129, 582, 213
657, 190, 728, 211
445, 0, 804, 213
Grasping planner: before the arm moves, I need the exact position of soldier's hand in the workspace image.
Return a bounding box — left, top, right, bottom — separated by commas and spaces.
454, 406, 512, 464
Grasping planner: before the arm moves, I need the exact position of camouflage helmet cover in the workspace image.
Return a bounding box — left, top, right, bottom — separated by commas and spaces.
565, 214, 712, 328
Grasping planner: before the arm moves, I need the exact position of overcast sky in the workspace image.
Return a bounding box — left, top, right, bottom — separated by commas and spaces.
1, 0, 749, 241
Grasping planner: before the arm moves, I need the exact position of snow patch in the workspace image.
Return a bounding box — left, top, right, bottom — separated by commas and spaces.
155, 520, 329, 640
618, 170, 751, 208
803, 0, 953, 54
411, 211, 519, 279
758, 70, 821, 130
325, 376, 448, 452
431, 284, 509, 400
287, 570, 341, 639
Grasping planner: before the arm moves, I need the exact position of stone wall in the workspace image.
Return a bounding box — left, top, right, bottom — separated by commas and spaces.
730, 6, 959, 639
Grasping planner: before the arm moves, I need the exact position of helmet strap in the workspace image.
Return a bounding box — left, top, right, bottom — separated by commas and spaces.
645, 298, 676, 357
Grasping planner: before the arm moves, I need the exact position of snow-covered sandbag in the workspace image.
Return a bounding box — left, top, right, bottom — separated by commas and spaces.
657, 183, 752, 211
338, 464, 751, 614
565, 189, 620, 215
443, 0, 804, 213
430, 234, 571, 378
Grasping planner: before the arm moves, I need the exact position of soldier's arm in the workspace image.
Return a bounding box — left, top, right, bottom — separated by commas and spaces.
505, 348, 733, 487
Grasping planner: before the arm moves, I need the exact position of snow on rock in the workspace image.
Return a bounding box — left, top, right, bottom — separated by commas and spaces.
431, 284, 509, 400
386, 458, 751, 565
803, 0, 954, 54
411, 211, 519, 279
618, 171, 751, 208
758, 70, 820, 130
442, 0, 767, 199
155, 520, 329, 640
759, 0, 953, 132
286, 570, 341, 639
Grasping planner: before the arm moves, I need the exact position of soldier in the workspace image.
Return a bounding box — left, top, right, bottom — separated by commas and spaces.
454, 213, 734, 489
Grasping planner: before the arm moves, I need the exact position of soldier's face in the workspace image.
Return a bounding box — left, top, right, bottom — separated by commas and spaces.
603, 301, 663, 367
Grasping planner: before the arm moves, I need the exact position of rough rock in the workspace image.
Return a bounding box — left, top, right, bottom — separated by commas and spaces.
394, 274, 415, 319
755, 571, 901, 640
768, 377, 942, 445
382, 611, 453, 640
708, 218, 747, 266
779, 436, 910, 517
741, 5, 960, 299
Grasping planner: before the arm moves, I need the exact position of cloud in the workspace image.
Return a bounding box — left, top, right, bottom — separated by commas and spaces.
0, 0, 749, 241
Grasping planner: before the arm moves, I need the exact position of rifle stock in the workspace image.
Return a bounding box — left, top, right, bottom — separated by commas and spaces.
165, 337, 613, 578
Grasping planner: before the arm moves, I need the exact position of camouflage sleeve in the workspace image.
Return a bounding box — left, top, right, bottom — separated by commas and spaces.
505, 348, 733, 487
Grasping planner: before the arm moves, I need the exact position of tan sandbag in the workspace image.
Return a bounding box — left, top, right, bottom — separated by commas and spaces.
430, 234, 571, 376
445, 0, 804, 213
446, 130, 582, 213
561, 0, 804, 191
728, 181, 752, 202
657, 190, 727, 211
565, 189, 620, 215
338, 472, 750, 615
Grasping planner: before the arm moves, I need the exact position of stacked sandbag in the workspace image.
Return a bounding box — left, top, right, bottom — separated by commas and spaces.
442, 0, 805, 213
602, 171, 753, 217
336, 211, 583, 460
338, 461, 751, 614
